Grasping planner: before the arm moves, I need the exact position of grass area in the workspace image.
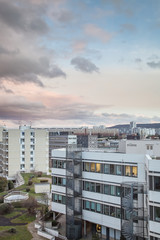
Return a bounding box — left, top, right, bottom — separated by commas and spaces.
0, 225, 32, 240
5, 210, 21, 218
11, 212, 35, 224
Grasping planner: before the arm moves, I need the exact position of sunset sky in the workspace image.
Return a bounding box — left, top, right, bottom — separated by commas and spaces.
0, 0, 160, 128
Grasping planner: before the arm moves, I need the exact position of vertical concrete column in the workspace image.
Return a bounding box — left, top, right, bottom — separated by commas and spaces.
84, 220, 87, 236
53, 212, 56, 220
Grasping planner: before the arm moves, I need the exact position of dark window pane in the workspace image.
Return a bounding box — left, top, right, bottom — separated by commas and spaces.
149, 176, 153, 190
104, 205, 109, 215
155, 207, 160, 222
154, 176, 160, 191
96, 183, 101, 193
116, 186, 121, 197
104, 185, 110, 195
110, 206, 116, 217
91, 182, 95, 192
110, 165, 115, 174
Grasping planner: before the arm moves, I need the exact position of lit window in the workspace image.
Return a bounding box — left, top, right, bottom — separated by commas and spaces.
90, 163, 95, 172
125, 166, 131, 176
96, 163, 101, 173
132, 166, 137, 177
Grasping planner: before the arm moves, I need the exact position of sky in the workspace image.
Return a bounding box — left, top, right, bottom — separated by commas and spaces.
0, 0, 160, 128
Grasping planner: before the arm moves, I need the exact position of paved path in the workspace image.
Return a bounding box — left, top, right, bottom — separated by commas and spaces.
27, 221, 47, 240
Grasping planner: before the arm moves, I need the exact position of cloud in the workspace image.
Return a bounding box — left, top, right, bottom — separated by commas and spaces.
72, 40, 87, 53
71, 57, 99, 73
0, 56, 66, 87
52, 9, 74, 23
147, 61, 160, 69
120, 23, 135, 32
84, 24, 113, 43
135, 58, 142, 63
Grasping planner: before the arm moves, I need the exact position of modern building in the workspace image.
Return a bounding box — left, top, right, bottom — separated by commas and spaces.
0, 125, 49, 179
51, 146, 160, 240
77, 135, 98, 149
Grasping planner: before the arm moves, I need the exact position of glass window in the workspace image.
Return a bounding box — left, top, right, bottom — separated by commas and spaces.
53, 160, 57, 168
62, 196, 66, 204
104, 164, 110, 174
150, 206, 153, 221
155, 207, 160, 222
110, 164, 115, 174
54, 194, 58, 202
85, 163, 90, 172
96, 203, 101, 213
149, 176, 153, 190
91, 182, 95, 192
62, 178, 66, 186
96, 163, 101, 173
147, 145, 149, 150
125, 166, 131, 176
90, 163, 95, 172
132, 166, 137, 177
85, 201, 90, 210
104, 185, 110, 195
111, 186, 116, 196
116, 165, 122, 175
85, 182, 90, 191
110, 206, 116, 217
104, 205, 109, 215
96, 183, 101, 193
154, 177, 160, 191
116, 208, 121, 218
116, 186, 121, 197
53, 177, 57, 185
91, 202, 95, 212
58, 195, 62, 203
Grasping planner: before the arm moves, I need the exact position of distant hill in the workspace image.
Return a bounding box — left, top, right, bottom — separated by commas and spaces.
109, 123, 160, 129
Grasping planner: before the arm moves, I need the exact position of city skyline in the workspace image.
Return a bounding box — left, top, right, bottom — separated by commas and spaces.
0, 0, 160, 128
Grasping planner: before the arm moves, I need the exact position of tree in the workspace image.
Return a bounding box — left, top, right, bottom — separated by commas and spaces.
0, 177, 8, 192
23, 196, 38, 214
8, 180, 14, 190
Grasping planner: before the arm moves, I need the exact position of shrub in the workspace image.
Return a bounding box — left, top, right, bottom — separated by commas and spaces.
26, 187, 30, 192
0, 203, 14, 215
8, 180, 14, 190
37, 171, 42, 177
8, 228, 16, 233
0, 196, 4, 203
0, 177, 8, 192
12, 201, 23, 208
52, 220, 57, 226
40, 179, 48, 183
28, 180, 33, 186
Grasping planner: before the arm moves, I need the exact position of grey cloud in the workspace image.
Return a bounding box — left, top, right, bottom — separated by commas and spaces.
52, 10, 74, 23
147, 61, 160, 69
0, 56, 66, 86
0, 45, 19, 55
71, 57, 99, 73
135, 58, 142, 63
0, 83, 13, 94
0, 1, 49, 35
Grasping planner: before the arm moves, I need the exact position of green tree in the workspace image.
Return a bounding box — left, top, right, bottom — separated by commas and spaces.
0, 177, 8, 192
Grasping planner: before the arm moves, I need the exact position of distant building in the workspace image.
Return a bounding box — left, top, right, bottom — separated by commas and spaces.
0, 125, 49, 179
77, 135, 98, 148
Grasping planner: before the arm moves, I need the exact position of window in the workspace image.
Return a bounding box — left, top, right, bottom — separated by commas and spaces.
104, 164, 110, 174
22, 157, 25, 162
90, 163, 95, 172
91, 182, 95, 192
104, 205, 109, 215
85, 201, 90, 210
85, 182, 90, 191
116, 165, 122, 175
30, 157, 33, 162
116, 186, 121, 196
110, 206, 115, 217
155, 207, 160, 222
30, 164, 33, 168
22, 132, 25, 136
154, 177, 160, 191
96, 203, 101, 213
149, 176, 153, 190
116, 208, 121, 218
110, 186, 116, 196
96, 163, 101, 173
125, 166, 131, 176
104, 185, 110, 195
132, 166, 137, 177
96, 183, 101, 193
110, 164, 115, 174
85, 163, 90, 172
91, 202, 95, 212
22, 151, 25, 155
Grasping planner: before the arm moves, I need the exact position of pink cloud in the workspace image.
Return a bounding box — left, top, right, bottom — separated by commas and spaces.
84, 24, 113, 43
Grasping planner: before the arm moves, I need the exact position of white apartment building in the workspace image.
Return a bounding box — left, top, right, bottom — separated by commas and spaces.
118, 139, 160, 158
51, 147, 160, 240
0, 125, 49, 179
